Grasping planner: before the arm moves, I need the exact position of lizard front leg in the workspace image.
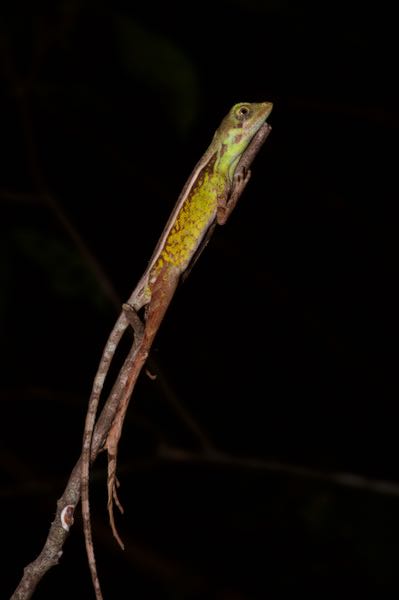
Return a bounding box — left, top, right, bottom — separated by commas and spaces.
217, 167, 252, 225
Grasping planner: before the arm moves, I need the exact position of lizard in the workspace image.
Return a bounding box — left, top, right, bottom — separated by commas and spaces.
81, 101, 273, 599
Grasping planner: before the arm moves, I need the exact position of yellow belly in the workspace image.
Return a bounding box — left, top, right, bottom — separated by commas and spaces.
154, 170, 225, 272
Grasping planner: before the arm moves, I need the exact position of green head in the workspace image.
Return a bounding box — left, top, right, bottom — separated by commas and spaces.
215, 101, 273, 180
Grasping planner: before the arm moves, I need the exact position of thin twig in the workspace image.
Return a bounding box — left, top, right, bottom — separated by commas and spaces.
0, 190, 43, 205
159, 445, 399, 498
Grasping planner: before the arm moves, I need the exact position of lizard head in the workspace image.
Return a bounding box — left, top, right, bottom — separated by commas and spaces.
215, 101, 273, 180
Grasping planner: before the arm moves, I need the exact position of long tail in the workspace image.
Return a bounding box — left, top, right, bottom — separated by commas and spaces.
81, 311, 129, 600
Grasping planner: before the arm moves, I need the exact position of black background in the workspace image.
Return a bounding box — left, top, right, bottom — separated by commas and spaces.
1, 2, 398, 598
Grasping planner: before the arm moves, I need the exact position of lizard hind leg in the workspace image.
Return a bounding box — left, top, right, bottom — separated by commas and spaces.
107, 459, 125, 549
122, 302, 145, 337
105, 309, 147, 550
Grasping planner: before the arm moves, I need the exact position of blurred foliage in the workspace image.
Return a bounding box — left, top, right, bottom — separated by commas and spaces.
114, 15, 199, 135
1, 8, 199, 135
9, 226, 108, 311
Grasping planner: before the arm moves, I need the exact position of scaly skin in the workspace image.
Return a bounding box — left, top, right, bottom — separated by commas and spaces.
81, 101, 273, 600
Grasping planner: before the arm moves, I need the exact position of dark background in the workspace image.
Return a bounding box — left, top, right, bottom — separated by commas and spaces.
1, 2, 398, 598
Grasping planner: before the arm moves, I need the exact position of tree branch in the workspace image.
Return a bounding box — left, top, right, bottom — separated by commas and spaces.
10, 325, 144, 599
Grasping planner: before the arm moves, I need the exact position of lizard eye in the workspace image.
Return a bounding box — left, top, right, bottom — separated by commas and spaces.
236, 105, 251, 120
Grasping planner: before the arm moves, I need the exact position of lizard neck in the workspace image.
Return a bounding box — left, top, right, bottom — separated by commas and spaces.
214, 128, 252, 181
